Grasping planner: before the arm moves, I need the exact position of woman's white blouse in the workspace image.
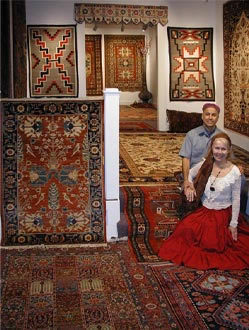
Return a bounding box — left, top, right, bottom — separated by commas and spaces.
189, 161, 241, 227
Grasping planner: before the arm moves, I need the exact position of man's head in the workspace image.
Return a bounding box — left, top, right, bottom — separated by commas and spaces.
202, 103, 220, 131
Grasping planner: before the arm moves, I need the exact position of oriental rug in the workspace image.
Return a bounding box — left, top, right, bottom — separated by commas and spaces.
121, 185, 181, 262
120, 133, 185, 185
150, 264, 249, 329
104, 35, 144, 91
168, 27, 215, 101
27, 25, 78, 97
224, 3, 249, 137
120, 105, 157, 121
120, 121, 156, 132
85, 34, 103, 96
1, 101, 105, 246
1, 242, 178, 329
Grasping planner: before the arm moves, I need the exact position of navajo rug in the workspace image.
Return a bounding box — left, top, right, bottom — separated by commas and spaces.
1, 101, 105, 246
85, 34, 103, 96
150, 264, 249, 329
1, 242, 178, 329
120, 133, 185, 185
121, 185, 181, 262
27, 26, 78, 97
168, 27, 215, 101
104, 35, 144, 91
224, 3, 249, 137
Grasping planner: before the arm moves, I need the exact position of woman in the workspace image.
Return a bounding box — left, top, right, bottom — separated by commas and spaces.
158, 133, 249, 269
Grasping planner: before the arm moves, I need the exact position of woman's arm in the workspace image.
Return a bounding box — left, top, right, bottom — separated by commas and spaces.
229, 168, 242, 241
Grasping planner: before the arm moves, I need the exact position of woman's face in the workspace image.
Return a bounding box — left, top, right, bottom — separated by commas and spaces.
212, 138, 230, 163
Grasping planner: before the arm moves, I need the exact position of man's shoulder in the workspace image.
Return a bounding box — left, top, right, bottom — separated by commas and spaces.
186, 125, 204, 136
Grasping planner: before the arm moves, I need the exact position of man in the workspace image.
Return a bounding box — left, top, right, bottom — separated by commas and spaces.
179, 103, 221, 195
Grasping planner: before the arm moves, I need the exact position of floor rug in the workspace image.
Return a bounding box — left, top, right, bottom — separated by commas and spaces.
120, 121, 156, 132
168, 27, 215, 101
120, 133, 185, 185
1, 101, 105, 246
224, 3, 249, 137
85, 34, 103, 96
1, 242, 178, 329
120, 105, 157, 121
27, 26, 78, 97
121, 185, 181, 262
104, 35, 144, 91
150, 264, 249, 329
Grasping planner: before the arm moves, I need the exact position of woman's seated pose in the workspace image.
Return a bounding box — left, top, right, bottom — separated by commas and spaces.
158, 132, 249, 270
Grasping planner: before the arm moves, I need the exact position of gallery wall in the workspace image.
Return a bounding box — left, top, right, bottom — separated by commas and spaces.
25, 0, 249, 151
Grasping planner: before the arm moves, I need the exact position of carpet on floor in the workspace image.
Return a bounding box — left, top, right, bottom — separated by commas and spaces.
120, 184, 181, 262
120, 105, 157, 121
120, 121, 156, 132
1, 101, 106, 246
120, 133, 185, 185
1, 242, 178, 329
150, 263, 249, 329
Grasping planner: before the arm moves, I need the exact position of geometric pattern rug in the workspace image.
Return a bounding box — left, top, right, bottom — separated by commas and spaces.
1, 242, 178, 329
120, 133, 185, 185
224, 3, 249, 137
27, 26, 78, 97
104, 35, 144, 91
85, 34, 103, 96
168, 27, 215, 101
1, 101, 105, 246
150, 264, 249, 329
121, 184, 181, 262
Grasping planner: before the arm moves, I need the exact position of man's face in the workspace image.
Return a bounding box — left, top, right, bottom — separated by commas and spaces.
202, 107, 219, 129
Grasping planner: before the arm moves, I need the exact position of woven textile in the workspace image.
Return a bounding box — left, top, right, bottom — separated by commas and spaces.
85, 35, 103, 96
150, 264, 249, 329
105, 35, 144, 91
168, 27, 215, 101
224, 3, 249, 137
121, 185, 181, 262
27, 26, 78, 97
1, 243, 177, 329
120, 133, 185, 185
1, 101, 105, 246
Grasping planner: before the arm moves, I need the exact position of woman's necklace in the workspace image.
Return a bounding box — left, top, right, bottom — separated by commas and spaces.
210, 170, 221, 191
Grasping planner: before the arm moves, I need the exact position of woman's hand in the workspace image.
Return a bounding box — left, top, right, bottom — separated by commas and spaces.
185, 186, 196, 202
229, 226, 238, 241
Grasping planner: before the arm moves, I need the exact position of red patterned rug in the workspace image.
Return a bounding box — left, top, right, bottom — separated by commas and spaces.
150, 264, 249, 329
121, 185, 181, 262
27, 26, 78, 97
120, 121, 156, 132
85, 34, 103, 96
1, 242, 178, 329
168, 27, 215, 101
1, 101, 105, 246
104, 35, 144, 91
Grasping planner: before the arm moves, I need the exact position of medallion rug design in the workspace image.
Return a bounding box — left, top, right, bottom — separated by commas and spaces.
1, 243, 178, 329
1, 101, 105, 246
224, 3, 249, 137
168, 27, 215, 101
150, 264, 249, 329
85, 34, 103, 96
120, 133, 185, 185
104, 35, 145, 91
121, 185, 181, 262
27, 25, 78, 97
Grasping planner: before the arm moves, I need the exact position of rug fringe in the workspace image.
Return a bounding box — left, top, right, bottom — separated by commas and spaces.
0, 243, 108, 250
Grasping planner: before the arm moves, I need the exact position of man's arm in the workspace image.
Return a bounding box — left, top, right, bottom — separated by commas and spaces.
182, 157, 194, 194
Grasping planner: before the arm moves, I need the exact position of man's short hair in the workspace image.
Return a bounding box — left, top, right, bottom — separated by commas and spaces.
202, 103, 220, 113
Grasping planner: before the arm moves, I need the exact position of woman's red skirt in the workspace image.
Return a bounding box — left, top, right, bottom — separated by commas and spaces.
158, 206, 249, 270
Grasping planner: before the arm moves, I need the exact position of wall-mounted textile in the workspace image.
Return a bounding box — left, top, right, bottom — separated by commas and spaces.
105, 35, 144, 91
1, 101, 105, 246
75, 3, 168, 26
27, 26, 78, 97
168, 27, 215, 101
85, 35, 103, 96
224, 2, 249, 137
